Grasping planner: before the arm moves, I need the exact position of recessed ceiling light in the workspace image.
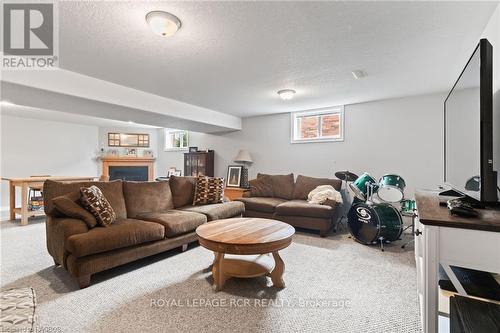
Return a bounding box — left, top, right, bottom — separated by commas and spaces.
127, 120, 135, 124
277, 89, 296, 100
352, 70, 367, 80
146, 11, 181, 37
0, 100, 15, 106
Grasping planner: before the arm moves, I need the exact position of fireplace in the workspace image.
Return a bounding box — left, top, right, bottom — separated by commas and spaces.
109, 166, 148, 181
101, 157, 155, 181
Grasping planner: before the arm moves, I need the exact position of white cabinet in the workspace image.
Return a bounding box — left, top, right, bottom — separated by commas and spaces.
414, 212, 500, 332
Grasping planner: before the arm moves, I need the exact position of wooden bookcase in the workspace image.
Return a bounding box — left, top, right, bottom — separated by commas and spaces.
184, 151, 214, 177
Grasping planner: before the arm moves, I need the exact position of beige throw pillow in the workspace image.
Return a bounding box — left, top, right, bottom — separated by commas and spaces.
80, 185, 117, 227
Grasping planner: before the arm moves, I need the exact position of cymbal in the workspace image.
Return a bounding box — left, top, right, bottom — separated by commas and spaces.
335, 170, 359, 182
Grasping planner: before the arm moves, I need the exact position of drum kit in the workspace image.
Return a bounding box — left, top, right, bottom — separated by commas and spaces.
336, 171, 416, 251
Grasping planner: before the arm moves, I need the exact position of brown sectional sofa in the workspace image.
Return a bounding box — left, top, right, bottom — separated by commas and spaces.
235, 174, 342, 237
43, 176, 244, 288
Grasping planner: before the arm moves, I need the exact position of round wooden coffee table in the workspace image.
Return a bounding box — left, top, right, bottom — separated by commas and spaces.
196, 218, 295, 291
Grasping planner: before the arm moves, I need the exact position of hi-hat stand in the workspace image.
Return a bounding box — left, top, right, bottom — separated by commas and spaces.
337, 179, 350, 231
335, 171, 358, 232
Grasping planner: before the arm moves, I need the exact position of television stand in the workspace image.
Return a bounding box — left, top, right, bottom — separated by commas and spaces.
414, 190, 500, 333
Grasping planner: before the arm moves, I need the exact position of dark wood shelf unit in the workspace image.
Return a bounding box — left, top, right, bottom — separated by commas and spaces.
184, 151, 214, 177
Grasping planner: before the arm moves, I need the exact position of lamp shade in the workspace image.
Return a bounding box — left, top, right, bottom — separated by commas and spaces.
233, 149, 253, 163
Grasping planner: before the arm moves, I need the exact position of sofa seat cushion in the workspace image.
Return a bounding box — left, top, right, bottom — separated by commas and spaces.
179, 201, 244, 221
66, 219, 165, 257
136, 210, 207, 237
235, 197, 287, 213
275, 200, 334, 219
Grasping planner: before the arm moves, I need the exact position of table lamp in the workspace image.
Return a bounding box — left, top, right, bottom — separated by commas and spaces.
234, 149, 253, 188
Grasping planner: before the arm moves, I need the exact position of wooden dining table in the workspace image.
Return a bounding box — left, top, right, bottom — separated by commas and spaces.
2, 176, 97, 225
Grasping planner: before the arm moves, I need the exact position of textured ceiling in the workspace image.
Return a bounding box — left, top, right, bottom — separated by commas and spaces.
58, 1, 497, 117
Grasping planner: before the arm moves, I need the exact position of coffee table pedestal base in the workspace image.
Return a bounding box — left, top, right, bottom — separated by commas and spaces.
212, 252, 286, 291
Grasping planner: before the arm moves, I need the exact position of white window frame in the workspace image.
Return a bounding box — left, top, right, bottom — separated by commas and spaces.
290, 106, 345, 143
163, 128, 189, 151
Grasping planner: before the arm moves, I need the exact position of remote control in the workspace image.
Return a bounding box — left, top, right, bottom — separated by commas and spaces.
447, 198, 479, 217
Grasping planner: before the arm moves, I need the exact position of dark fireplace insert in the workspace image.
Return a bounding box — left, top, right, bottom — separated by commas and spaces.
109, 166, 148, 181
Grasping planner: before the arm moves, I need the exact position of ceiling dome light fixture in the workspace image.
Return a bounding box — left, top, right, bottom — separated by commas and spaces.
146, 11, 181, 37
277, 89, 296, 100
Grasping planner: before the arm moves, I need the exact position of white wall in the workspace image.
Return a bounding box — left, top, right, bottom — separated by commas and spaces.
97, 126, 159, 176
0, 115, 99, 214
481, 3, 500, 188
158, 92, 445, 198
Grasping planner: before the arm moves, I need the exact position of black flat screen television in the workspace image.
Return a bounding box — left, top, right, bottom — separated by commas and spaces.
444, 38, 498, 205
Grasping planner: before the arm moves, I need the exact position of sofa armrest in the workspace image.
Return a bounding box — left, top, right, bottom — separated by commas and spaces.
242, 191, 252, 198
322, 199, 342, 228
322, 199, 338, 209
46, 216, 89, 267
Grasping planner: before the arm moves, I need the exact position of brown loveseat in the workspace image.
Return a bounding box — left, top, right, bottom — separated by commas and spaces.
235, 174, 342, 237
43, 176, 244, 288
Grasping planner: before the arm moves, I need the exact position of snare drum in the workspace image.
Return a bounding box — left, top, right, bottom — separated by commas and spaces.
378, 174, 406, 203
349, 172, 378, 201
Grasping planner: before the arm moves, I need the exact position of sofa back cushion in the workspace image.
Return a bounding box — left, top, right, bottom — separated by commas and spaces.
169, 176, 197, 208
52, 191, 98, 228
257, 173, 294, 200
123, 181, 174, 218
248, 175, 274, 197
44, 180, 127, 219
292, 175, 342, 200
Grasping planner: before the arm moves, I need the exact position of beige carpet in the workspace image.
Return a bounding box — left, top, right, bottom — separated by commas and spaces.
1, 219, 421, 333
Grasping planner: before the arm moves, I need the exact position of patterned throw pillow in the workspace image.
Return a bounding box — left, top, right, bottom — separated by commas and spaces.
193, 176, 224, 205
80, 186, 116, 227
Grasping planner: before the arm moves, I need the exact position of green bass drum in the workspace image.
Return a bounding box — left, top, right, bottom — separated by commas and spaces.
348, 202, 403, 244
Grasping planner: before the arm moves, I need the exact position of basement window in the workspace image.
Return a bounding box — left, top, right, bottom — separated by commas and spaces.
291, 107, 344, 143
164, 129, 189, 151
